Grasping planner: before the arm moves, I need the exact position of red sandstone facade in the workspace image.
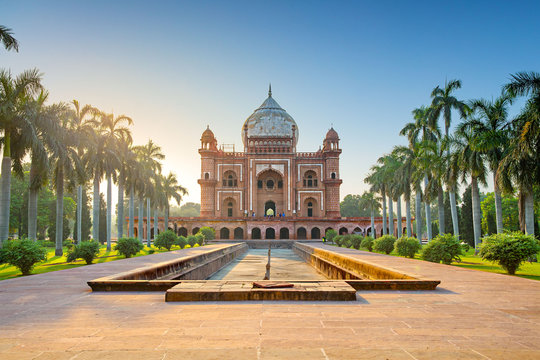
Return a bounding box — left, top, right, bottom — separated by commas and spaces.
134, 88, 401, 240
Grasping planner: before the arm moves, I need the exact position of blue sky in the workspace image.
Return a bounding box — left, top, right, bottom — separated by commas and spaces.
3, 0, 539, 205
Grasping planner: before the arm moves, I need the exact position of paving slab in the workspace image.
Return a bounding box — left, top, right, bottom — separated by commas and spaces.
0, 243, 539, 359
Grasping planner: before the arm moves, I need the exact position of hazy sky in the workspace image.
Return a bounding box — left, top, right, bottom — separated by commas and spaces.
3, 0, 539, 207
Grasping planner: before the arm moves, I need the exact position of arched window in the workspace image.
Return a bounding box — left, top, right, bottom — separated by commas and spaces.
331, 172, 336, 179
204, 172, 209, 180
307, 202, 313, 217
227, 202, 233, 217
303, 170, 317, 187
222, 171, 237, 187
266, 179, 274, 189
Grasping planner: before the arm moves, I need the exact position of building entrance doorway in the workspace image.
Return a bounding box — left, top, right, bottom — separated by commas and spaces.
265, 201, 276, 216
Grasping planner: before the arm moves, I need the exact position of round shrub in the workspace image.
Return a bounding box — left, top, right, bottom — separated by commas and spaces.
421, 233, 462, 265
373, 235, 396, 254
114, 237, 144, 258
361, 236, 374, 252
198, 227, 215, 242
333, 235, 343, 247
0, 239, 47, 275
342, 234, 353, 248
195, 233, 204, 246
175, 236, 188, 249
154, 230, 177, 251
326, 229, 338, 243
148, 249, 155, 254
479, 232, 540, 275
394, 236, 422, 258
351, 235, 363, 250
187, 235, 197, 248
67, 240, 100, 265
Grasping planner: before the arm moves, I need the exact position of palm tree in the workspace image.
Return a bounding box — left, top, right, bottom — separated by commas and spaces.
0, 25, 19, 52
392, 145, 416, 238
378, 154, 400, 237
359, 191, 381, 238
468, 91, 513, 234
68, 100, 99, 243
116, 140, 136, 240
124, 151, 142, 238
133, 140, 164, 246
0, 69, 42, 243
451, 121, 488, 252
365, 165, 387, 236
161, 172, 188, 231
500, 71, 540, 235
400, 106, 439, 241
430, 80, 468, 238
48, 104, 82, 256
97, 112, 132, 250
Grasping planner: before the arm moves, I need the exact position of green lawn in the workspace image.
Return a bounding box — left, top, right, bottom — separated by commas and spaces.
0, 243, 201, 281
328, 242, 540, 281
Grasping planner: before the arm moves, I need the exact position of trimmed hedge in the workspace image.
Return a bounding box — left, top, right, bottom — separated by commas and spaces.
479, 232, 540, 275
394, 236, 422, 258
422, 233, 461, 265
67, 240, 100, 265
373, 235, 396, 254
154, 230, 177, 251
114, 237, 144, 258
0, 239, 47, 275
326, 229, 338, 243
361, 236, 374, 252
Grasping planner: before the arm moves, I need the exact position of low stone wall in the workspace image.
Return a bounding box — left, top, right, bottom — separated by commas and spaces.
88, 243, 247, 291
293, 243, 440, 290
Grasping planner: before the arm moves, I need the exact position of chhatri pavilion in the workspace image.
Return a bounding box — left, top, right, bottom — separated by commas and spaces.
135, 87, 398, 240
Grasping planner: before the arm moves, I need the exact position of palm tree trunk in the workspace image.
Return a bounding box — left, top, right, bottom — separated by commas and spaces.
92, 173, 100, 242
55, 165, 64, 256
406, 196, 412, 237
449, 189, 459, 238
106, 173, 112, 251
424, 176, 432, 242
165, 204, 169, 232
138, 197, 143, 243
77, 185, 82, 243
381, 191, 387, 236
523, 186, 535, 235
117, 175, 124, 240
388, 196, 394, 236
0, 131, 12, 244
437, 185, 445, 235
129, 186, 134, 237
415, 190, 422, 243
154, 208, 158, 239
146, 197, 151, 247
28, 160, 38, 241
370, 207, 375, 238
396, 195, 402, 238
493, 173, 504, 234
471, 176, 482, 253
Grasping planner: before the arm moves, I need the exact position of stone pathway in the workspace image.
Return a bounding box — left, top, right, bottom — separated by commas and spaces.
0, 243, 539, 359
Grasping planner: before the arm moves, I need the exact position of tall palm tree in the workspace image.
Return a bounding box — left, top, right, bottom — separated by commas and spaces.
0, 68, 42, 243
161, 172, 188, 232
68, 100, 99, 243
400, 106, 439, 241
0, 25, 19, 52
468, 91, 513, 234
97, 112, 132, 250
116, 140, 136, 240
501, 71, 540, 235
451, 121, 488, 252
48, 104, 82, 256
378, 154, 400, 237
124, 150, 142, 238
359, 191, 381, 238
392, 145, 416, 238
365, 165, 387, 237
430, 79, 468, 238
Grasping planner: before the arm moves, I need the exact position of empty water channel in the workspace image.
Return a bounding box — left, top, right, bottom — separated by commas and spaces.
88, 241, 440, 300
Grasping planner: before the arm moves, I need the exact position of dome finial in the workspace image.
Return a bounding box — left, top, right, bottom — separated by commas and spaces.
268, 83, 272, 97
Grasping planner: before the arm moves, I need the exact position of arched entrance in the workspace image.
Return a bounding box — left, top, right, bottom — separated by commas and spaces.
234, 227, 244, 239
265, 201, 276, 216
297, 227, 307, 239
252, 227, 261, 239
178, 227, 187, 237
220, 228, 230, 240
279, 228, 289, 239
265, 228, 275, 239
192, 227, 200, 235
325, 227, 333, 237
311, 227, 321, 239
339, 227, 348, 235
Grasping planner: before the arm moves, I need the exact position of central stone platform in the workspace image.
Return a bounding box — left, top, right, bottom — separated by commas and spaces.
165, 280, 357, 301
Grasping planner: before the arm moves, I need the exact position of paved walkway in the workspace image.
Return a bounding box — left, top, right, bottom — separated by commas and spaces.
0, 243, 539, 359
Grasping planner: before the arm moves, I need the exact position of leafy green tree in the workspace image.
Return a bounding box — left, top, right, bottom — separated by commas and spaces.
171, 202, 200, 217
481, 193, 520, 235
340, 194, 362, 217
358, 191, 381, 238
161, 172, 188, 231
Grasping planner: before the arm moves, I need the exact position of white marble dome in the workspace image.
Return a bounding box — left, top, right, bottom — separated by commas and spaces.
242, 87, 299, 145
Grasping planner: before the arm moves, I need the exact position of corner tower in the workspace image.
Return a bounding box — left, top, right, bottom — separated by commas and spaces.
198, 126, 218, 217
322, 127, 342, 218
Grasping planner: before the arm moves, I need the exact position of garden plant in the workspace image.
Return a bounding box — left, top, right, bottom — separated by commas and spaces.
0, 239, 47, 275
479, 232, 540, 275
